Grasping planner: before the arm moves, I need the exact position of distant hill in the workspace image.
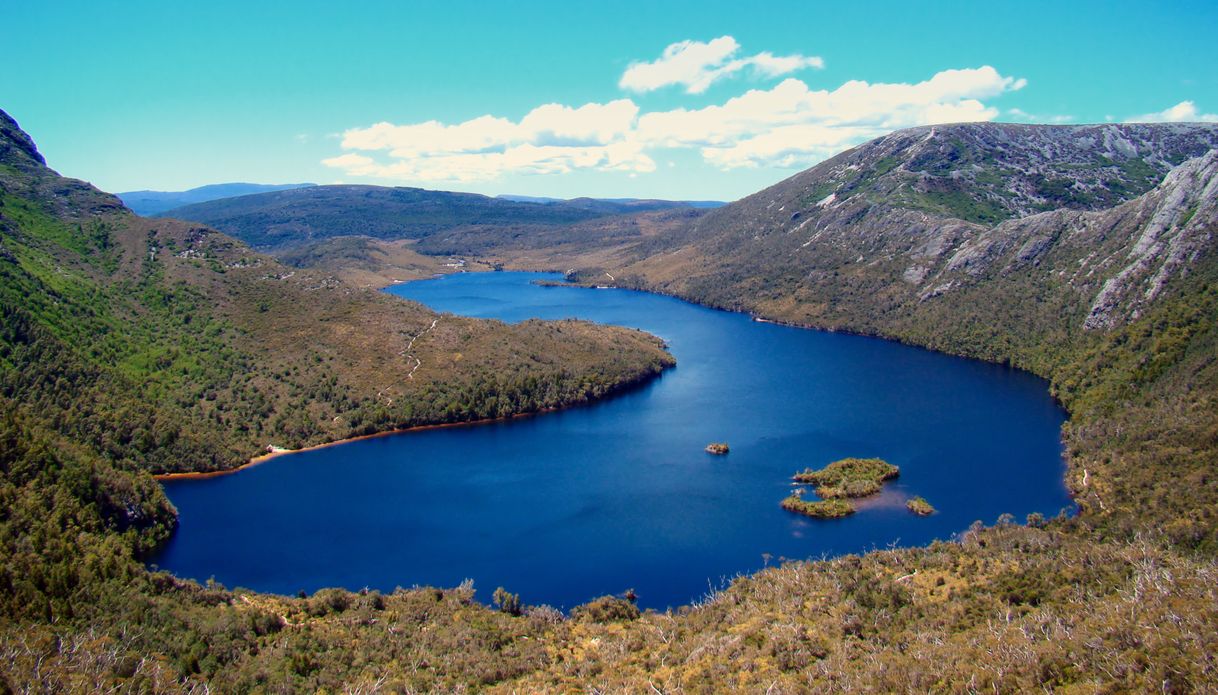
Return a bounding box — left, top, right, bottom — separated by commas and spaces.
118, 182, 316, 216
155, 185, 723, 251
155, 184, 633, 250
497, 194, 725, 210
496, 194, 563, 203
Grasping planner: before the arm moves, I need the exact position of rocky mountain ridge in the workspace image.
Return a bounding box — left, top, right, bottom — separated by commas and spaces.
724, 122, 1218, 228
939, 149, 1218, 330
528, 123, 1218, 347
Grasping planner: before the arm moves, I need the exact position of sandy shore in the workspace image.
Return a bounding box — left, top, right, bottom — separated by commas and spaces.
152, 416, 535, 481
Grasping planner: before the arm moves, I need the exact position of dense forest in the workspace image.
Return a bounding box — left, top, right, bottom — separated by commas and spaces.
3, 112, 1218, 692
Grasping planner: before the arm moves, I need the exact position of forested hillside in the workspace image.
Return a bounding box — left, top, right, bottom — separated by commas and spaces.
0, 110, 674, 475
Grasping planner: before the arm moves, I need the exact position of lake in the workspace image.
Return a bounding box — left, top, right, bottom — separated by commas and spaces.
152, 272, 1070, 610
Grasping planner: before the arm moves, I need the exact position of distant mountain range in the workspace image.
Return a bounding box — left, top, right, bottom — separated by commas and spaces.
117, 182, 317, 216
154, 184, 715, 250
497, 194, 724, 209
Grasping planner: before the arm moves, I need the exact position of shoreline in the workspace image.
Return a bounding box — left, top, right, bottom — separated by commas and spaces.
158, 267, 1065, 485
154, 375, 663, 482
156, 268, 669, 483
495, 267, 1067, 408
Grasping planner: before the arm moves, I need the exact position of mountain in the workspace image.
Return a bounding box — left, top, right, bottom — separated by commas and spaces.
118, 182, 316, 216
581, 123, 1218, 331
156, 185, 723, 254
498, 194, 725, 210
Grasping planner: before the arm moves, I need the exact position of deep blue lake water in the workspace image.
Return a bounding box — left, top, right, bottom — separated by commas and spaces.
153, 272, 1070, 610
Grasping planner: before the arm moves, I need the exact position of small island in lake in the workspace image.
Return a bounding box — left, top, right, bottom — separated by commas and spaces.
906, 496, 936, 516
705, 442, 730, 454
792, 457, 899, 499
780, 493, 855, 519
783, 457, 902, 519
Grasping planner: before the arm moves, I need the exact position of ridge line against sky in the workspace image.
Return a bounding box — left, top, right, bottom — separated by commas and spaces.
4, 0, 1217, 200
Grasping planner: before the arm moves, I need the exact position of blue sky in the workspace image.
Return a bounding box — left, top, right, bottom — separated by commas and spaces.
4, 0, 1217, 201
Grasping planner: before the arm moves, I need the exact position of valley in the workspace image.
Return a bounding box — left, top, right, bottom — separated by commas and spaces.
2, 110, 1217, 691
153, 270, 1069, 611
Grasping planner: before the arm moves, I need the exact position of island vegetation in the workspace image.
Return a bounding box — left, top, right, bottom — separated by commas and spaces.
783, 458, 905, 519
792, 457, 900, 498
780, 492, 856, 519
906, 496, 936, 516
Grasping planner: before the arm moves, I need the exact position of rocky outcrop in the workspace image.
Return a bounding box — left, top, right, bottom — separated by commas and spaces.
0, 109, 46, 167
1081, 151, 1218, 328
900, 150, 1218, 328
0, 108, 127, 220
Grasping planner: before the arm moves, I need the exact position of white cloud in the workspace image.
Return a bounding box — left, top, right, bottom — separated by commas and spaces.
700, 124, 878, 170
1126, 100, 1218, 123
327, 100, 651, 182
635, 67, 1022, 168
321, 153, 378, 175
324, 61, 1025, 182
338, 101, 639, 156
340, 115, 520, 156
619, 36, 823, 94
519, 100, 639, 146
325, 141, 655, 183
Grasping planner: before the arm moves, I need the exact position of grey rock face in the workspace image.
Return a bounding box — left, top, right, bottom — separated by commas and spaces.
1083, 151, 1218, 329
0, 108, 46, 167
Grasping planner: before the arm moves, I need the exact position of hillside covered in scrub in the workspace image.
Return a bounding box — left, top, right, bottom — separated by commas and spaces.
0, 109, 674, 476
3, 111, 1218, 692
